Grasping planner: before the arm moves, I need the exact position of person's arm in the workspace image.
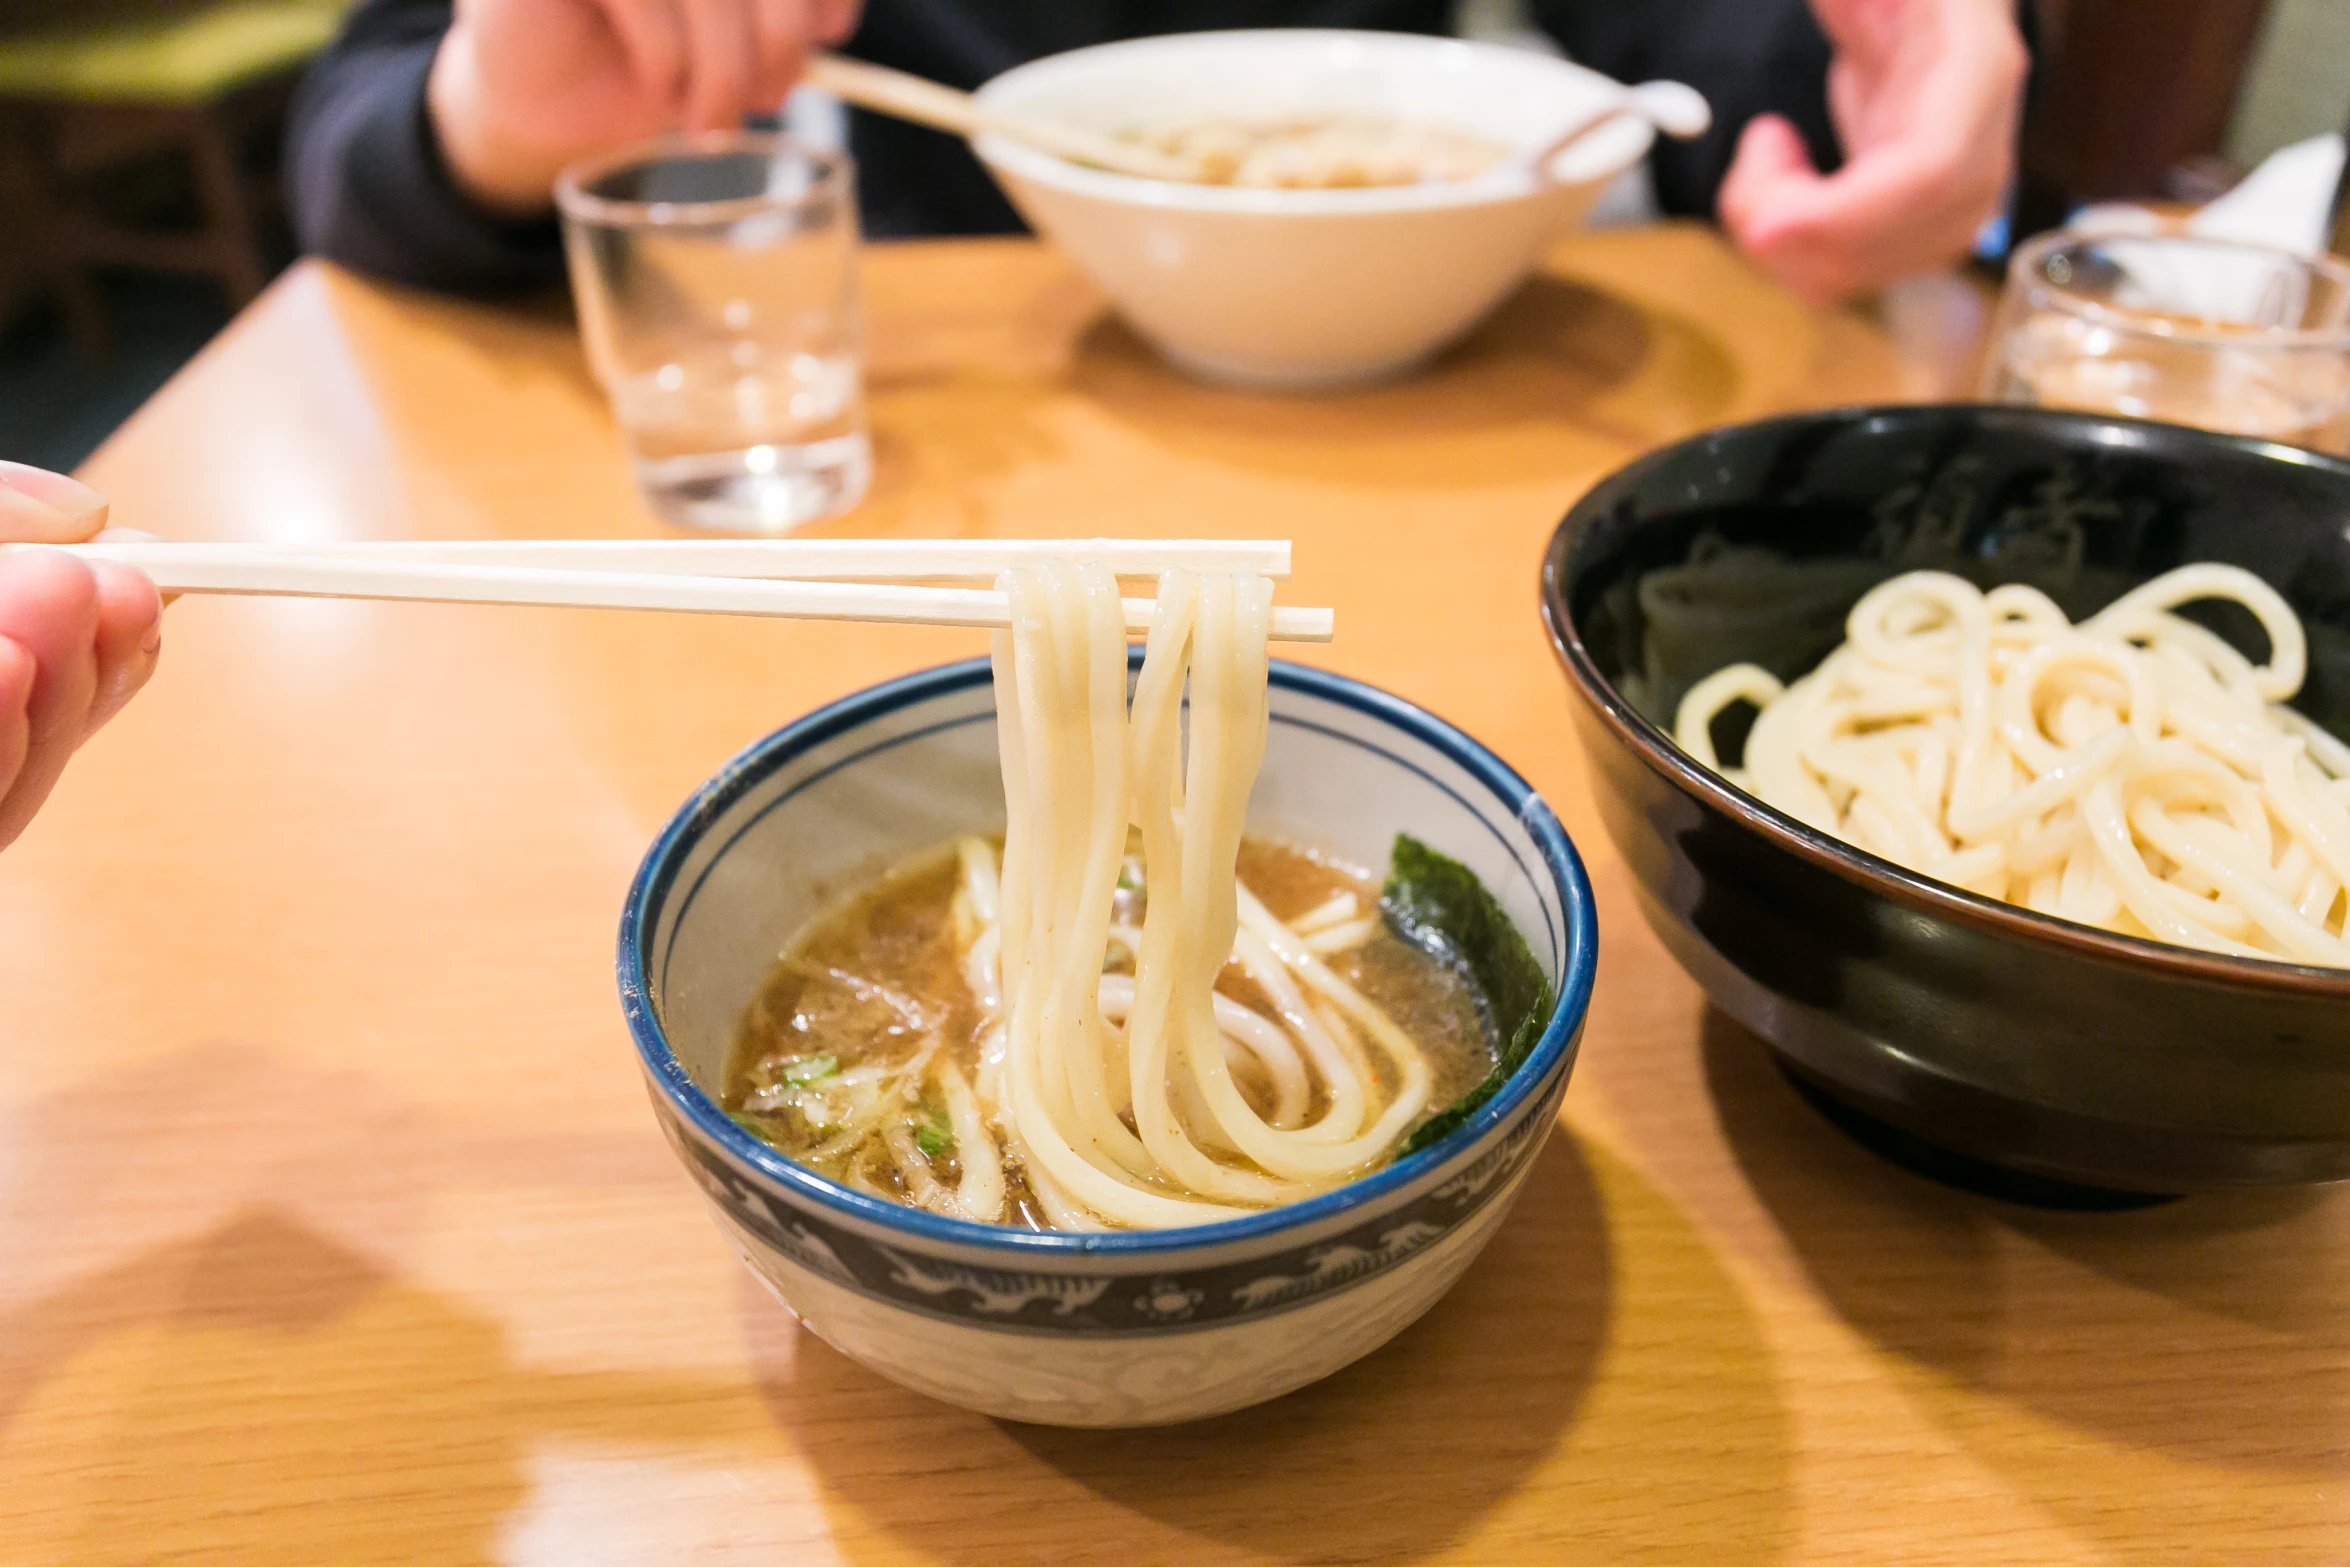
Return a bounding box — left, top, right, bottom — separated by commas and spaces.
287, 0, 566, 292
1531, 0, 2027, 303
288, 0, 862, 294
1528, 0, 1837, 226
1716, 0, 2027, 302
0, 466, 161, 851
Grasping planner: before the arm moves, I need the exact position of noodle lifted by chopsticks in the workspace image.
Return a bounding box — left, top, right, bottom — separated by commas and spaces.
974, 564, 1431, 1228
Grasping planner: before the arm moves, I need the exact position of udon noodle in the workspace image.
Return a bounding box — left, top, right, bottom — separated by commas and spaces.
986, 565, 1442, 1225
1673, 564, 2350, 966
1126, 116, 1505, 188
729, 567, 1505, 1230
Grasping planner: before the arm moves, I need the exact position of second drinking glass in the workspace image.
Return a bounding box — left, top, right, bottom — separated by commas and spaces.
1981, 229, 2350, 455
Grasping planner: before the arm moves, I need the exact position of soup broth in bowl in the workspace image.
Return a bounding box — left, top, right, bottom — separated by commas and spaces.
727, 833, 1504, 1229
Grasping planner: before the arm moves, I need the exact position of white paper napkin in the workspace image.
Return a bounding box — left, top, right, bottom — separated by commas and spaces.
2059, 134, 2347, 325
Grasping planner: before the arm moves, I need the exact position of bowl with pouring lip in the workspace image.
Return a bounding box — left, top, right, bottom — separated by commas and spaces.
618, 655, 1597, 1426
969, 28, 1657, 389
1540, 403, 2350, 1196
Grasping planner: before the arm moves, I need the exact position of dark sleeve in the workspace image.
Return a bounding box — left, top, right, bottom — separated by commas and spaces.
1525, 0, 1837, 220
285, 0, 563, 293
836, 0, 1077, 239
837, 0, 1456, 238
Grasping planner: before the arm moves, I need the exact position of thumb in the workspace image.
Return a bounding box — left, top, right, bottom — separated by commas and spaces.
1717, 113, 1824, 253
0, 462, 110, 544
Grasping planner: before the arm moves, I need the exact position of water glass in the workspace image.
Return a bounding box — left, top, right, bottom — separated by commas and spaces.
557, 133, 870, 532
1980, 229, 2350, 455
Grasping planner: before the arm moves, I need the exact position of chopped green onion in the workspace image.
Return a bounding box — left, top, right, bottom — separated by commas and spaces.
779, 1052, 839, 1085
914, 1106, 955, 1159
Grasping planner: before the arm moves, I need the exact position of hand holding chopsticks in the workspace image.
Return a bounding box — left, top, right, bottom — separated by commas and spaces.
6, 538, 1336, 643
0, 461, 164, 851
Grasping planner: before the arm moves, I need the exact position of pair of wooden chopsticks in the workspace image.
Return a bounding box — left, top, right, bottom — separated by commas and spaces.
9, 538, 1335, 642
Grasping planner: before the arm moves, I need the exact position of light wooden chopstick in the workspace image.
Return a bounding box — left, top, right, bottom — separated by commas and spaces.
804, 53, 1199, 182
18, 547, 1334, 642
61, 537, 1290, 580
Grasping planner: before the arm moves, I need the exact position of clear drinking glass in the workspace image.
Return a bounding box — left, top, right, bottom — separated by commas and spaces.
1981, 229, 2350, 454
556, 132, 870, 532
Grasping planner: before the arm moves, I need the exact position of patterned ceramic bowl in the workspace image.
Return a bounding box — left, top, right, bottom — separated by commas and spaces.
619, 657, 1597, 1426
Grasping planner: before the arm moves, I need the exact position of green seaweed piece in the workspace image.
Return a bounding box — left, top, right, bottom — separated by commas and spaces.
1381, 833, 1555, 1157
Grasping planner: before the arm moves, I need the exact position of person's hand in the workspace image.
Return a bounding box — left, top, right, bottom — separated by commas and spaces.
1717, 0, 2028, 303
427, 0, 863, 213
0, 463, 163, 850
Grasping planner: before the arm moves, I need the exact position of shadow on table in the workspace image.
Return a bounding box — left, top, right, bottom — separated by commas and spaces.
0, 1043, 677, 1317
0, 1210, 807, 1564
1063, 274, 1741, 489
0, 1043, 800, 1564
1702, 1007, 2350, 1549
1004, 1131, 1613, 1558
755, 1129, 1612, 1564
762, 1124, 1809, 1565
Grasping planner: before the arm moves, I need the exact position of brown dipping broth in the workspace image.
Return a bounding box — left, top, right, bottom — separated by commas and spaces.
724, 837, 1497, 1231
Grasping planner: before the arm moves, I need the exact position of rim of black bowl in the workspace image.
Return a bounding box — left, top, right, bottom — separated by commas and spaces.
1539, 402, 2350, 1000
618, 655, 1600, 1256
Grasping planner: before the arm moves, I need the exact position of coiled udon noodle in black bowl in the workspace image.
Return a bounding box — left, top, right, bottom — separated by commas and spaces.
1541, 404, 2350, 1195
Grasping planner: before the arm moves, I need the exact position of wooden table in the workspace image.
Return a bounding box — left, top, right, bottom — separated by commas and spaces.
4, 229, 2342, 1564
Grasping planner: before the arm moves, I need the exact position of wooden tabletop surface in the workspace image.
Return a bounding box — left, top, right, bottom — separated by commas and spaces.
3, 228, 2342, 1565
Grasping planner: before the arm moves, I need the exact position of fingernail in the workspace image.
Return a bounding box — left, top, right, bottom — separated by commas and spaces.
0, 485, 74, 541
140, 620, 163, 655
0, 462, 109, 541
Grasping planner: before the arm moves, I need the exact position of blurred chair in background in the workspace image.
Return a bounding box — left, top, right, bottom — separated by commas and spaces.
0, 0, 350, 356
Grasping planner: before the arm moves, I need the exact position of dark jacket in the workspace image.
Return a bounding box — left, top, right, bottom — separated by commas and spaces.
287, 0, 1841, 294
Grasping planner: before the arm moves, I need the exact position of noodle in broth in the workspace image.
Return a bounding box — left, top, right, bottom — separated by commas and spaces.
726, 567, 1501, 1230
1125, 116, 1505, 188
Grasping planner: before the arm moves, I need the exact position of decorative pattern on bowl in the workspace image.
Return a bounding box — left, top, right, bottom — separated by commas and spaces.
654, 1068, 1561, 1334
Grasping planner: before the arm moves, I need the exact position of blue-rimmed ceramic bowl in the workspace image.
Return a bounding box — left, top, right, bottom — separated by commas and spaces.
619, 657, 1597, 1426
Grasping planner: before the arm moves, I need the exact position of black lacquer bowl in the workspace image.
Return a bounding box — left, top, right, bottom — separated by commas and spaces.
1540, 405, 2350, 1193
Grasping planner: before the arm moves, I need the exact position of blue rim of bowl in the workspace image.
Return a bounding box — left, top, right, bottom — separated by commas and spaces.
618, 655, 1598, 1257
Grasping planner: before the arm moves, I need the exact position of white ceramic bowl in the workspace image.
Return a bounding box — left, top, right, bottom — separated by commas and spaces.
970, 29, 1657, 387
620, 658, 1599, 1427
